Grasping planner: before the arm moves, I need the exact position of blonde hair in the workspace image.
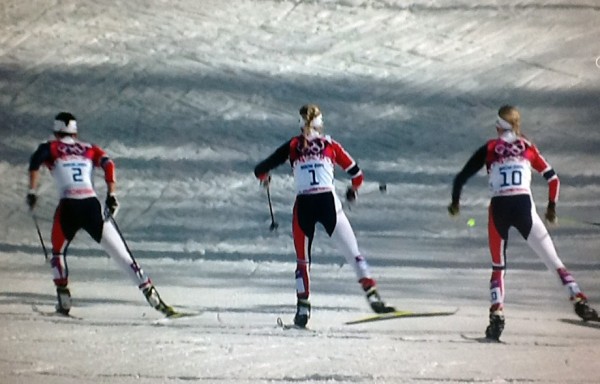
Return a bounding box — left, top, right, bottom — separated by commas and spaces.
299, 104, 321, 128
498, 105, 521, 136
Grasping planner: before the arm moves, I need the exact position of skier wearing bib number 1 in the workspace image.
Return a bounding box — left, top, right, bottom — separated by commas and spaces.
27, 112, 177, 317
448, 105, 598, 341
254, 104, 395, 328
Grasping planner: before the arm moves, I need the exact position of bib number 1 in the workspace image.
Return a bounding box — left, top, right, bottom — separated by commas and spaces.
308, 169, 318, 186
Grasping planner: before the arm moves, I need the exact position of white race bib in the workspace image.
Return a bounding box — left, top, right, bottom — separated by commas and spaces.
488, 159, 532, 197
293, 158, 334, 194
52, 156, 96, 198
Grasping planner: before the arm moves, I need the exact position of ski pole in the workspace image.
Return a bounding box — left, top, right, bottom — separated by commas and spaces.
31, 212, 48, 261
266, 183, 279, 231
104, 207, 134, 256
558, 216, 600, 228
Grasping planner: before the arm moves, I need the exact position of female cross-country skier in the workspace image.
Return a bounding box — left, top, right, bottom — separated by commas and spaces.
448, 105, 598, 341
254, 104, 395, 328
27, 112, 177, 317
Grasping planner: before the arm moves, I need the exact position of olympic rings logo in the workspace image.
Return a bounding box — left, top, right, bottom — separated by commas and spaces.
57, 142, 88, 156
299, 139, 325, 156
495, 141, 525, 157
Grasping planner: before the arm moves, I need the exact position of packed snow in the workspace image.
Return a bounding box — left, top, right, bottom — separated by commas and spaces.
1, 0, 599, 383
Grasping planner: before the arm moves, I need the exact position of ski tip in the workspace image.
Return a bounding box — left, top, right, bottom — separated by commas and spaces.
166, 311, 200, 319
32, 304, 83, 320
276, 317, 313, 331
460, 333, 506, 344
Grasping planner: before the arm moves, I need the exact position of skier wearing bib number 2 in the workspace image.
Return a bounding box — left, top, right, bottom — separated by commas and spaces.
27, 112, 176, 317
254, 104, 395, 328
448, 105, 598, 341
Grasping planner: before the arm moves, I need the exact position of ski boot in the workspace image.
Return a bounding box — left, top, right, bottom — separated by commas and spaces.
574, 299, 599, 321
293, 298, 311, 328
143, 285, 176, 317
485, 310, 505, 341
55, 285, 72, 315
360, 278, 395, 314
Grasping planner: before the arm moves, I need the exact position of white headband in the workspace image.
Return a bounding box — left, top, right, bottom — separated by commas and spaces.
495, 116, 513, 131
299, 113, 324, 129
311, 114, 323, 129
54, 119, 78, 134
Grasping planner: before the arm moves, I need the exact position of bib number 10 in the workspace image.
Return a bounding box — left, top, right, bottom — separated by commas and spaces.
500, 169, 522, 187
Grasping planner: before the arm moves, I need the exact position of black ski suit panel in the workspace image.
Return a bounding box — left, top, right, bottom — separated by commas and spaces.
451, 144, 487, 205
55, 197, 105, 244
295, 192, 337, 237
254, 140, 292, 177
489, 194, 534, 240
29, 142, 51, 171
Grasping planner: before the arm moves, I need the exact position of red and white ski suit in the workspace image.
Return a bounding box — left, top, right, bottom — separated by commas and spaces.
254, 133, 376, 300
28, 136, 153, 292
451, 131, 587, 312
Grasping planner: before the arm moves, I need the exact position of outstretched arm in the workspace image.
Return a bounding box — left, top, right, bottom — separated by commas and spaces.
254, 140, 292, 181
449, 144, 487, 215
27, 142, 51, 210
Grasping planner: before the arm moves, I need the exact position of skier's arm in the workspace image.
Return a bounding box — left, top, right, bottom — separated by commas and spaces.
90, 144, 116, 192
449, 144, 487, 211
330, 140, 363, 190
253, 140, 292, 181
28, 143, 50, 191
100, 156, 116, 194
529, 145, 559, 223
27, 142, 51, 209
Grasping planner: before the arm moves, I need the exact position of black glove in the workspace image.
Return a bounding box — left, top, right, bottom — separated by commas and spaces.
447, 202, 460, 216
105, 193, 119, 216
545, 201, 557, 224
346, 187, 357, 202
26, 192, 37, 209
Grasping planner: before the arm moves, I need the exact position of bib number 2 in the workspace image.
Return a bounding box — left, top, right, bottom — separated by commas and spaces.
72, 167, 83, 182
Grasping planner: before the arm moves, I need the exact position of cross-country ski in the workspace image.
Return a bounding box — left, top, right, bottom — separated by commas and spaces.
31, 304, 83, 320
276, 317, 315, 332
345, 308, 459, 325
3, 1, 600, 383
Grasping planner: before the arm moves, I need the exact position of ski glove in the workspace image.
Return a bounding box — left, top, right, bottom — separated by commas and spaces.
258, 174, 271, 188
545, 201, 557, 224
447, 202, 460, 216
105, 193, 119, 216
346, 187, 357, 202
26, 191, 37, 209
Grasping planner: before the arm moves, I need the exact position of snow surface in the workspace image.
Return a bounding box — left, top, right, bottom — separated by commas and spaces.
1, 0, 600, 383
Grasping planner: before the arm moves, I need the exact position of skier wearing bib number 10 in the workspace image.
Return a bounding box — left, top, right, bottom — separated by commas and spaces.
27, 112, 177, 318
448, 105, 598, 341
254, 104, 395, 328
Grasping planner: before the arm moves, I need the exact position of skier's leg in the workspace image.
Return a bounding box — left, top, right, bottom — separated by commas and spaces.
328, 198, 365, 277
327, 193, 394, 313
97, 220, 150, 287
518, 200, 597, 319
486, 202, 508, 340
292, 198, 314, 326
50, 201, 75, 314
521, 206, 583, 299
86, 198, 173, 315
487, 204, 506, 313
